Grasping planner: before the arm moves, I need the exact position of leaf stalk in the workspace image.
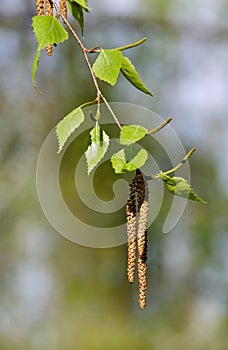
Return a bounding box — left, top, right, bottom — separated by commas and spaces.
150, 147, 196, 179
85, 38, 147, 53
147, 117, 172, 134
113, 37, 147, 51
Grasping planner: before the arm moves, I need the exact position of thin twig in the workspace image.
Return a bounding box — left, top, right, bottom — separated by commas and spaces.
85, 46, 101, 53
147, 117, 172, 134
101, 95, 121, 128
80, 99, 97, 109
150, 147, 196, 179
85, 38, 147, 53
114, 37, 147, 51
51, 0, 121, 129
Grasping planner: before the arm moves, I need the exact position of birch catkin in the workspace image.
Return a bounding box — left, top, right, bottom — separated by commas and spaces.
126, 176, 137, 283
36, 0, 44, 16
135, 170, 149, 309
138, 230, 148, 309
60, 0, 67, 21
45, 0, 53, 56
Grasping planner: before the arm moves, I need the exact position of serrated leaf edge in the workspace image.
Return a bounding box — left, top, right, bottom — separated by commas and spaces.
126, 149, 148, 171
92, 49, 123, 86
110, 149, 127, 174
69, 0, 89, 11
159, 171, 207, 204
121, 55, 154, 96
56, 107, 85, 153
85, 127, 110, 174
119, 125, 148, 145
32, 16, 68, 88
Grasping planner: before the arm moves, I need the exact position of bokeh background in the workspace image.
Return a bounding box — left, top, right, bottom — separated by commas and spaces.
0, 0, 228, 349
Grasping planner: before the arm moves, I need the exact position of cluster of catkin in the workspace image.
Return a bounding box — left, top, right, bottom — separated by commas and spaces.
126, 170, 149, 309
35, 0, 67, 56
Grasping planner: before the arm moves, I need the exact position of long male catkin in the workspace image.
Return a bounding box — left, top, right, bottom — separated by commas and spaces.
36, 0, 45, 16
45, 0, 53, 56
60, 0, 67, 21
126, 176, 137, 283
137, 230, 148, 309
135, 170, 149, 309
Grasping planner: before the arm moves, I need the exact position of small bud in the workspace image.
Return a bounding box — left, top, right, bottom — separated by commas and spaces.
95, 111, 101, 121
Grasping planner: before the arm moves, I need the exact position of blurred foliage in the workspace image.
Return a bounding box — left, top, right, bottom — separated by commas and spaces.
0, 0, 228, 349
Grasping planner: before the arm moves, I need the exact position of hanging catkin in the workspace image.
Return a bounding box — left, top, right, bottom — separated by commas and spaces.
137, 172, 149, 256
36, 0, 45, 16
135, 170, 149, 309
137, 230, 148, 309
45, 0, 53, 56
60, 0, 67, 21
126, 175, 137, 283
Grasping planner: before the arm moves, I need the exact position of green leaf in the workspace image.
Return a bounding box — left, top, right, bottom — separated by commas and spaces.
67, 1, 85, 35
111, 148, 148, 174
160, 172, 207, 203
32, 16, 68, 51
92, 49, 123, 86
69, 0, 89, 11
32, 16, 68, 86
120, 125, 148, 145
83, 133, 92, 152
121, 56, 154, 96
126, 149, 148, 172
31, 50, 41, 89
110, 149, 127, 174
85, 123, 110, 174
56, 107, 85, 153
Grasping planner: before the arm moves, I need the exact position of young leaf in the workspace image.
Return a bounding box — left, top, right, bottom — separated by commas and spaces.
110, 149, 127, 174
92, 49, 123, 86
31, 50, 41, 88
32, 16, 68, 51
32, 16, 68, 86
56, 107, 85, 153
85, 123, 110, 174
120, 125, 148, 145
126, 149, 148, 172
67, 1, 85, 35
69, 0, 89, 11
111, 148, 148, 174
84, 133, 92, 152
121, 56, 153, 96
160, 172, 207, 203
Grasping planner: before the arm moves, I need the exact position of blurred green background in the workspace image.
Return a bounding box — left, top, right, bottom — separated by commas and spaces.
0, 0, 228, 349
